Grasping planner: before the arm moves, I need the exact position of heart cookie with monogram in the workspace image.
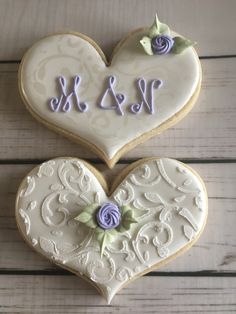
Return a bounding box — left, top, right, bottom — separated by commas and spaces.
19, 16, 201, 168
15, 157, 207, 303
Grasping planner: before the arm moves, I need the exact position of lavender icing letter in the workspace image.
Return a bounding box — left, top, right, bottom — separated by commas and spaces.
130, 78, 163, 114
98, 75, 126, 115
49, 76, 88, 112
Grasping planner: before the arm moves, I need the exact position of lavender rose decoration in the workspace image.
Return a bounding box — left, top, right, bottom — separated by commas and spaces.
96, 203, 121, 230
151, 35, 174, 55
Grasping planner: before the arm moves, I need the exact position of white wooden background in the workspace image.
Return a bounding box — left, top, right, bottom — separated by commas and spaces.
0, 0, 236, 313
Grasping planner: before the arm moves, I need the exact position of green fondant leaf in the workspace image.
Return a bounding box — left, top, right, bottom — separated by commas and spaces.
85, 218, 97, 229
140, 36, 153, 56
159, 22, 170, 36
95, 227, 105, 234
123, 209, 134, 219
106, 230, 117, 243
149, 14, 160, 38
116, 225, 126, 233
100, 232, 107, 257
107, 229, 118, 237
84, 203, 100, 215
172, 36, 196, 54
99, 230, 117, 257
120, 205, 133, 216
149, 14, 170, 38
118, 206, 139, 231
96, 230, 105, 242
74, 211, 92, 223
74, 203, 100, 228
122, 217, 138, 230
121, 210, 138, 230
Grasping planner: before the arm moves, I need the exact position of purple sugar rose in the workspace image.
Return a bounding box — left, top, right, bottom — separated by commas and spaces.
151, 35, 174, 55
96, 203, 121, 230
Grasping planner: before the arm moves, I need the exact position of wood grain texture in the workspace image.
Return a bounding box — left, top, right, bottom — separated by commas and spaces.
0, 162, 235, 272
1, 58, 236, 161
0, 0, 236, 60
0, 275, 235, 313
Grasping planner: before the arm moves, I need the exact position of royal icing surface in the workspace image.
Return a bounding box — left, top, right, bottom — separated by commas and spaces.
15, 157, 207, 302
19, 28, 201, 165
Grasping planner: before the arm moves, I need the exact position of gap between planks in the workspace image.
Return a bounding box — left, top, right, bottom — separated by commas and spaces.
0, 158, 236, 165
1, 270, 236, 277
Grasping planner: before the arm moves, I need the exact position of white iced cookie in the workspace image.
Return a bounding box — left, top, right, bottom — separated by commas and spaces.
19, 16, 201, 168
16, 157, 207, 303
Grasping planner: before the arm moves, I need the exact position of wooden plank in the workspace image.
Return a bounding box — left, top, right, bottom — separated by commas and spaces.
0, 58, 236, 160
0, 275, 235, 313
0, 162, 235, 272
0, 0, 236, 60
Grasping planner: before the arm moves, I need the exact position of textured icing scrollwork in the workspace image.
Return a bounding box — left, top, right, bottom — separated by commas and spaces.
194, 193, 204, 211
94, 192, 101, 204
129, 163, 161, 186
157, 160, 177, 188
26, 200, 37, 211
86, 249, 116, 284
58, 160, 91, 195
183, 225, 196, 241
115, 267, 133, 282
178, 207, 199, 231
132, 198, 164, 219
41, 192, 69, 227
132, 220, 173, 264
37, 160, 55, 178
19, 176, 35, 197
157, 159, 201, 195
144, 192, 166, 205
107, 239, 135, 262
76, 252, 89, 266
113, 181, 134, 206
39, 236, 59, 255
40, 160, 93, 227
50, 230, 63, 236
19, 200, 37, 213
31, 238, 38, 246
173, 195, 186, 203
56, 242, 79, 254
19, 208, 31, 235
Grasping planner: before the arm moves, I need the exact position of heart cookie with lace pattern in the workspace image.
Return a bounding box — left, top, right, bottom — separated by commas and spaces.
15, 157, 207, 303
18, 16, 201, 167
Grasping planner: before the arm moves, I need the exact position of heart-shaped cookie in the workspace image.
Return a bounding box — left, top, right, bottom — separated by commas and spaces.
19, 17, 201, 167
15, 157, 207, 303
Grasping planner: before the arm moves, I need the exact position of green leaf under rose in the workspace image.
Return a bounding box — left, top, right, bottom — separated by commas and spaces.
74, 203, 138, 256
172, 36, 196, 54
140, 36, 153, 56
148, 14, 170, 38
